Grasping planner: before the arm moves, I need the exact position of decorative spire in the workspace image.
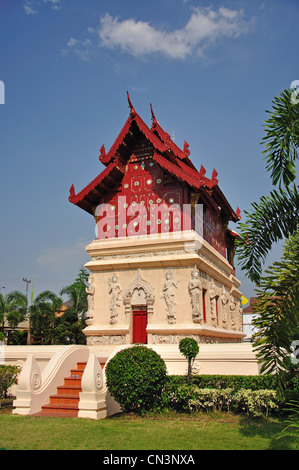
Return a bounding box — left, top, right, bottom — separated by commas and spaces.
211, 168, 218, 186
199, 164, 206, 176
150, 103, 158, 127
183, 140, 190, 158
99, 144, 106, 162
126, 90, 136, 117
69, 184, 75, 201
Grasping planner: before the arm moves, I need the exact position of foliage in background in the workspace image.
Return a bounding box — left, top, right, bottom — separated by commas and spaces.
30, 290, 63, 344
252, 231, 299, 397
0, 291, 27, 343
105, 345, 167, 413
56, 267, 89, 344
235, 87, 299, 399
0, 365, 19, 398
1, 268, 89, 345
60, 268, 88, 319
236, 188, 298, 284
262, 88, 299, 188
236, 88, 299, 285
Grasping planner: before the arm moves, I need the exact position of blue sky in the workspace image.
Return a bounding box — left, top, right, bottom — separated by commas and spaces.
0, 0, 298, 304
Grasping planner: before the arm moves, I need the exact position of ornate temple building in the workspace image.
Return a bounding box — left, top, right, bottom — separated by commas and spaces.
69, 93, 245, 346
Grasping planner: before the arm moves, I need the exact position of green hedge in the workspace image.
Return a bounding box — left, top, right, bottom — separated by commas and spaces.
164, 373, 299, 393
155, 374, 299, 415
177, 386, 279, 418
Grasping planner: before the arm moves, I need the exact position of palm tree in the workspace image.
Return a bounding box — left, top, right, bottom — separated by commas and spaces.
30, 290, 63, 344
60, 267, 88, 318
252, 230, 299, 396
235, 87, 299, 398
0, 291, 27, 344
236, 88, 299, 284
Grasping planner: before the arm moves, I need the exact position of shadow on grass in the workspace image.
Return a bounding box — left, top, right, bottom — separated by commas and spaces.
238, 415, 295, 450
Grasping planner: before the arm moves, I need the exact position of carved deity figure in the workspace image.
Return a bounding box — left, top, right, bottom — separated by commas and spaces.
109, 274, 122, 324
220, 286, 229, 328
235, 301, 243, 331
86, 273, 95, 323
209, 280, 218, 326
161, 269, 179, 324
188, 266, 202, 323
229, 295, 236, 329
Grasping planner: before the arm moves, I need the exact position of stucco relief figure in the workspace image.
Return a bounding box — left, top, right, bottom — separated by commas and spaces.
235, 301, 243, 331
161, 269, 179, 324
109, 274, 122, 324
220, 286, 229, 328
229, 295, 236, 329
188, 266, 202, 323
209, 280, 218, 327
86, 273, 95, 324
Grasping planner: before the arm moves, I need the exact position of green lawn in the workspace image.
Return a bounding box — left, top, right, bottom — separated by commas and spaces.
0, 408, 296, 451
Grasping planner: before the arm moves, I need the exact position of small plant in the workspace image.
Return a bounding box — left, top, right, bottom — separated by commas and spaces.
105, 345, 167, 413
232, 389, 278, 417
0, 365, 19, 398
179, 338, 199, 384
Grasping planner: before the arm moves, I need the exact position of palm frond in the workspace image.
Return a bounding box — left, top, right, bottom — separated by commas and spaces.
235, 186, 299, 284
251, 230, 299, 398
262, 88, 299, 187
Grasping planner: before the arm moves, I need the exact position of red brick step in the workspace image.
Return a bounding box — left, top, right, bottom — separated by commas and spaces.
34, 361, 87, 418
33, 357, 108, 418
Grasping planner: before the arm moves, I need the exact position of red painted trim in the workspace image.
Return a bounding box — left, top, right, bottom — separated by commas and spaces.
152, 153, 216, 190
99, 114, 133, 164
69, 160, 123, 205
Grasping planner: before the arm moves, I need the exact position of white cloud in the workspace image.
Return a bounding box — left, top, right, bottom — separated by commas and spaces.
23, 0, 62, 15
42, 0, 62, 11
96, 7, 253, 59
63, 37, 93, 61
24, 1, 38, 15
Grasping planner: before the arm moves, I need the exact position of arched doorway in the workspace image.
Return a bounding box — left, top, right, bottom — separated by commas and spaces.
123, 270, 155, 344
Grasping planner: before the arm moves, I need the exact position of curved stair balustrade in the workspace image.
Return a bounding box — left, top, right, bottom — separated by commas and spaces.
13, 345, 89, 416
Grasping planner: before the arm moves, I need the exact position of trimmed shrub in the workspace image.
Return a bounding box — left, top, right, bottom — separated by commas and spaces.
232, 389, 279, 418
179, 338, 199, 384
156, 375, 282, 416
163, 384, 279, 417
105, 345, 167, 413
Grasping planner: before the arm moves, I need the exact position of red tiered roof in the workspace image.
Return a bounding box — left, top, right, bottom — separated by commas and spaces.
69, 92, 240, 223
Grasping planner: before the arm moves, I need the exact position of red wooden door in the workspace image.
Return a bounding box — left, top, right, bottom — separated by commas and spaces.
133, 310, 148, 344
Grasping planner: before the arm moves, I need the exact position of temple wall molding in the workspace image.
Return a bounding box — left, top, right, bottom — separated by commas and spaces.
82, 230, 244, 345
